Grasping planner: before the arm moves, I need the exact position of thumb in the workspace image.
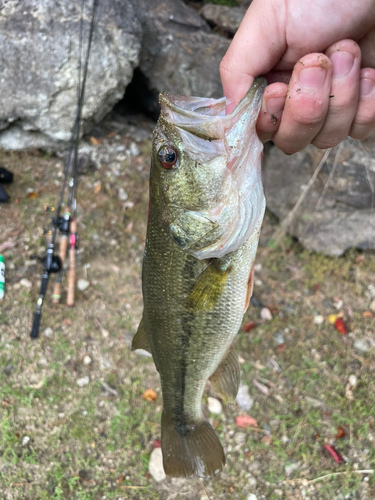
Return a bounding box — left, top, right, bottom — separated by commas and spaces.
220, 0, 287, 112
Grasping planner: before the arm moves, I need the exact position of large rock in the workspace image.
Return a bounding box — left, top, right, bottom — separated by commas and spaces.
200, 3, 246, 35
138, 0, 229, 99
263, 137, 375, 255
0, 0, 229, 150
0, 0, 142, 150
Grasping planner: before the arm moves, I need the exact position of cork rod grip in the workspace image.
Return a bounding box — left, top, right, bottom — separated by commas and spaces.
66, 219, 77, 307
59, 235, 69, 263
52, 281, 61, 304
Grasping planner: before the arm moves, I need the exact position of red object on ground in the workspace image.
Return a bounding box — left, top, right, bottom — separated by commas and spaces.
243, 321, 257, 332
334, 317, 347, 335
323, 444, 345, 463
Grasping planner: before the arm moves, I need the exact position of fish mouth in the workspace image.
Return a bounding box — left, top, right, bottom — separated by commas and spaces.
160, 78, 267, 259
159, 78, 266, 143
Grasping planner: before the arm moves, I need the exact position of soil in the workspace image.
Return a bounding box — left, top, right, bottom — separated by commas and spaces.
0, 112, 375, 500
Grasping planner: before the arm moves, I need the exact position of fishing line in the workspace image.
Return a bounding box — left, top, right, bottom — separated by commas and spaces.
301, 142, 343, 238
263, 147, 332, 254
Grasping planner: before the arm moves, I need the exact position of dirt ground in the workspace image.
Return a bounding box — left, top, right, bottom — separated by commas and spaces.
0, 112, 375, 500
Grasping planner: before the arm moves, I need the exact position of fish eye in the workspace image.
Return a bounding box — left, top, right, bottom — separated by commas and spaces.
158, 146, 178, 169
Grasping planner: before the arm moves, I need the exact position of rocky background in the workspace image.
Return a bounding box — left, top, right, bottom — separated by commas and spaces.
0, 0, 374, 254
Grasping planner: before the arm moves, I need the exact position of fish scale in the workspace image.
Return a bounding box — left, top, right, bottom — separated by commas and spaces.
132, 77, 266, 478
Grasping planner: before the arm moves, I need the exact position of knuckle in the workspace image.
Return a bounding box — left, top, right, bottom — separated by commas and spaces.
312, 136, 344, 149
350, 123, 375, 140
290, 102, 326, 128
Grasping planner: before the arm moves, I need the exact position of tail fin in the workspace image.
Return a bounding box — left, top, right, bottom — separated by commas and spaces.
161, 413, 225, 478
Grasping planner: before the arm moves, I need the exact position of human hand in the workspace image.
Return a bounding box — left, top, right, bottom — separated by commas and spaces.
220, 0, 375, 154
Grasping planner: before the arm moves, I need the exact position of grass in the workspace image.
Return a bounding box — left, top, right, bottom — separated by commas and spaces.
0, 123, 375, 499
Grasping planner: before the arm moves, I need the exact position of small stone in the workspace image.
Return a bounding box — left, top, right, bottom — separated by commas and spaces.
370, 299, 375, 312
349, 374, 357, 387
334, 300, 343, 310
102, 329, 109, 338
313, 315, 325, 325
247, 474, 257, 488
135, 349, 152, 358
20, 278, 32, 289
273, 330, 284, 345
285, 461, 301, 477
260, 307, 272, 320
281, 435, 290, 444
77, 376, 90, 387
38, 357, 48, 367
236, 384, 254, 412
305, 396, 324, 407
234, 432, 247, 445
129, 142, 140, 156
149, 447, 166, 482
254, 263, 262, 272
77, 279, 90, 291
354, 339, 369, 352
247, 494, 258, 500
118, 187, 128, 201
366, 284, 375, 298
207, 397, 222, 415
44, 327, 53, 337
83, 355, 92, 365
22, 436, 30, 446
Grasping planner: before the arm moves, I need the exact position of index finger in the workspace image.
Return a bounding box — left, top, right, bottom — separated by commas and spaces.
220, 0, 287, 112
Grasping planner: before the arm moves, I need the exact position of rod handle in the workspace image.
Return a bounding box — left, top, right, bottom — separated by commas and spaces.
67, 219, 77, 307
30, 311, 41, 339
59, 235, 69, 264
52, 281, 61, 304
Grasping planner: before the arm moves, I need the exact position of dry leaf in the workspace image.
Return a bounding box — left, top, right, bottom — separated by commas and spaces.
363, 311, 374, 318
235, 415, 258, 428
89, 136, 102, 146
27, 191, 39, 199
243, 321, 257, 332
93, 182, 101, 194
143, 389, 157, 401
261, 435, 273, 446
335, 426, 347, 439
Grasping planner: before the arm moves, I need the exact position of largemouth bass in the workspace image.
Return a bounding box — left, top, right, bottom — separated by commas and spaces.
132, 77, 267, 478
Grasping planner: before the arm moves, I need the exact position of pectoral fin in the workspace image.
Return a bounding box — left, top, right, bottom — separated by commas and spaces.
131, 316, 151, 353
185, 259, 230, 313
209, 346, 240, 402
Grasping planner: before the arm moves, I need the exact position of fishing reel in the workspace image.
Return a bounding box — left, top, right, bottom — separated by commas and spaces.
31, 246, 62, 274
51, 214, 70, 235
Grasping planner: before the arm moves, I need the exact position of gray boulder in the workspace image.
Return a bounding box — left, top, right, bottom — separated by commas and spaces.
138, 0, 229, 99
200, 3, 246, 35
0, 0, 230, 150
263, 137, 375, 255
0, 0, 142, 150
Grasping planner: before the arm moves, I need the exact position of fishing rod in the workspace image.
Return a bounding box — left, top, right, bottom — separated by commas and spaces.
30, 0, 99, 338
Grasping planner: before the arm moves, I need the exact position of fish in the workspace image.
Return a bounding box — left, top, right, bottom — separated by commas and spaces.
132, 77, 267, 478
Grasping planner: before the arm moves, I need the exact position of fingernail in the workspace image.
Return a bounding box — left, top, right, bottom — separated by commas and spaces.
266, 97, 285, 114
299, 67, 327, 89
360, 77, 374, 97
330, 51, 355, 78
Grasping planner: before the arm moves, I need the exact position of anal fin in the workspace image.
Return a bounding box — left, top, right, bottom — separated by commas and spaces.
209, 346, 240, 402
131, 316, 151, 353
185, 259, 230, 313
